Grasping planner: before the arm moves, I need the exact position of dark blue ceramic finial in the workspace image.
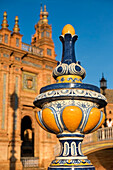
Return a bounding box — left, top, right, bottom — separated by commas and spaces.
52, 24, 86, 80
59, 24, 78, 65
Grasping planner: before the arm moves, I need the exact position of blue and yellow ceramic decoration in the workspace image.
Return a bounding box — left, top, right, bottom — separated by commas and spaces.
34, 24, 107, 170
42, 108, 60, 134
62, 24, 75, 36
83, 108, 101, 133
56, 75, 82, 83
62, 106, 82, 132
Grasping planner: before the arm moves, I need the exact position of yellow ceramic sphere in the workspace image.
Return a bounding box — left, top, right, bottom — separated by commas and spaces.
83, 108, 101, 133
62, 24, 75, 36
92, 112, 105, 132
62, 106, 82, 132
42, 108, 60, 134
36, 112, 48, 132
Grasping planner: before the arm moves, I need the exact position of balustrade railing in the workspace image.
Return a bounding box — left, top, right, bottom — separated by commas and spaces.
97, 126, 113, 141
83, 133, 93, 144
83, 127, 113, 144
21, 157, 39, 167
22, 42, 43, 56
54, 127, 113, 156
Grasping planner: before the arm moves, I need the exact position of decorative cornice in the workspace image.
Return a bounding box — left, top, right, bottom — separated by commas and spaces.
34, 88, 107, 109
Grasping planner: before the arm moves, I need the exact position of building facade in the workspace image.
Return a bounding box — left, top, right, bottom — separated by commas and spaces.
104, 89, 113, 123
0, 5, 58, 170
100, 75, 113, 127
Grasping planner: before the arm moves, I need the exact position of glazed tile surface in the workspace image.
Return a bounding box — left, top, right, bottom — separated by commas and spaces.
34, 24, 107, 170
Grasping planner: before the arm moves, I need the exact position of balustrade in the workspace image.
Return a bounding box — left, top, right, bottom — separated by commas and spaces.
83, 127, 113, 144
97, 126, 113, 141
21, 157, 39, 167
22, 42, 43, 56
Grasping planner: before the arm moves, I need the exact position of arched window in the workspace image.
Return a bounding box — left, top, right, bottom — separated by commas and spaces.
21, 116, 34, 157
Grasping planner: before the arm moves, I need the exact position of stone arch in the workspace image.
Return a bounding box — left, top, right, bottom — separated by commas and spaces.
21, 112, 35, 129
83, 141, 113, 155
21, 115, 34, 157
87, 147, 113, 170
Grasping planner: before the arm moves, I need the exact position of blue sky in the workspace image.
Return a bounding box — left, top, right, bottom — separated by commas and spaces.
0, 0, 113, 89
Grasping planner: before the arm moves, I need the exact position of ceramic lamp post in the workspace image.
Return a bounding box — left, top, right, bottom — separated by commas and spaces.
34, 24, 107, 170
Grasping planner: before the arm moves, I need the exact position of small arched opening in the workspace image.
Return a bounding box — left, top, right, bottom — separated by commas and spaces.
21, 116, 34, 157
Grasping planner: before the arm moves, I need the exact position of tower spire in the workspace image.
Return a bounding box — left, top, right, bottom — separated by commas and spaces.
42, 5, 49, 23
1, 11, 9, 29
40, 3, 43, 20
13, 16, 20, 33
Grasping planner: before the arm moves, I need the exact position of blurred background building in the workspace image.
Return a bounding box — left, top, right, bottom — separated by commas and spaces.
0, 5, 58, 170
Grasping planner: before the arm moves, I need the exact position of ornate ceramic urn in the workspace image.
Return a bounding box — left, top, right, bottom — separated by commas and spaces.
34, 24, 107, 170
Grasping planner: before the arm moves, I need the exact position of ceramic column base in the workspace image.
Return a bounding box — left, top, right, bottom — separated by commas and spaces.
48, 158, 95, 170
48, 132, 95, 170
48, 166, 95, 170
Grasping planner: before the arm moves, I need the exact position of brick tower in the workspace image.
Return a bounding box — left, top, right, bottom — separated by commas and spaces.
0, 6, 57, 170
31, 5, 56, 60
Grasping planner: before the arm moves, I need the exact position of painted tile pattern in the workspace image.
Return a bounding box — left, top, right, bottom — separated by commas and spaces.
34, 24, 107, 170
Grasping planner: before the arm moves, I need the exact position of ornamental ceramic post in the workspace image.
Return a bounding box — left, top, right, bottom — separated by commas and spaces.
34, 24, 107, 170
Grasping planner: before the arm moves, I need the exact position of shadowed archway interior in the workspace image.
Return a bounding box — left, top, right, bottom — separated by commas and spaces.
21, 116, 34, 157
87, 148, 113, 170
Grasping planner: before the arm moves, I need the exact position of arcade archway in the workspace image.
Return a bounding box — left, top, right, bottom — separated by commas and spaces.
21, 116, 34, 157
87, 148, 113, 170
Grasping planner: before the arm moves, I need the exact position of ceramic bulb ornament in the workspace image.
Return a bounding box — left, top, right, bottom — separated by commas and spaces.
34, 24, 107, 170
